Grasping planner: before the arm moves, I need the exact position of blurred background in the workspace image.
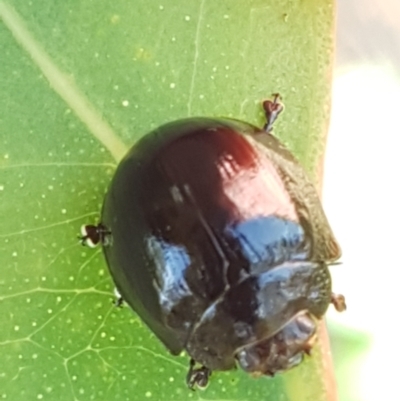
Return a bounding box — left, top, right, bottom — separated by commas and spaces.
324, 0, 400, 400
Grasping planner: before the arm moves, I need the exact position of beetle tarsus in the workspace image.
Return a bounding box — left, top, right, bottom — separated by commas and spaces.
186, 359, 211, 390
79, 223, 112, 247
303, 342, 313, 356
262, 93, 284, 133
112, 287, 124, 307
331, 293, 346, 312
113, 296, 124, 308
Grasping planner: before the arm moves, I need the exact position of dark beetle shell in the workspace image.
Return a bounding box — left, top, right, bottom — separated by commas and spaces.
100, 117, 341, 374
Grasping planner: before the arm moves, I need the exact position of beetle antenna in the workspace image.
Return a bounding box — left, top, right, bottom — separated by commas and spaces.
328, 261, 342, 267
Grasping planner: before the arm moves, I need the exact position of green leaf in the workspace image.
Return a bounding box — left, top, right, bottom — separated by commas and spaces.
0, 1, 335, 400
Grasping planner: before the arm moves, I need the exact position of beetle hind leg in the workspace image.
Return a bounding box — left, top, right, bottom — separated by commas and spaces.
186, 359, 211, 390
330, 293, 346, 312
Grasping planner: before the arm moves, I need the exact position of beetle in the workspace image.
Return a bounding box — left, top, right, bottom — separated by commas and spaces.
80, 95, 345, 389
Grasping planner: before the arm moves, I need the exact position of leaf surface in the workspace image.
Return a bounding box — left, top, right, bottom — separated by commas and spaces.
0, 1, 335, 400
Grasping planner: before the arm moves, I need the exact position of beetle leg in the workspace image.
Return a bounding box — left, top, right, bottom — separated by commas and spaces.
113, 287, 124, 308
113, 297, 124, 308
79, 223, 112, 247
262, 94, 284, 133
330, 293, 346, 312
186, 359, 211, 390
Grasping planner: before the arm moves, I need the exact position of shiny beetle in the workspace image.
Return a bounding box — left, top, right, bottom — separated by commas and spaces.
81, 95, 345, 389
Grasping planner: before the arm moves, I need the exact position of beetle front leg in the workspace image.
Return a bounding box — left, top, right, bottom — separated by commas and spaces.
262, 94, 284, 133
79, 223, 112, 247
186, 359, 211, 390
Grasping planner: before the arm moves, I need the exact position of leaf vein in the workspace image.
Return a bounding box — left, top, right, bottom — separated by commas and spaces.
187, 0, 206, 116
0, 212, 98, 238
0, 1, 128, 162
